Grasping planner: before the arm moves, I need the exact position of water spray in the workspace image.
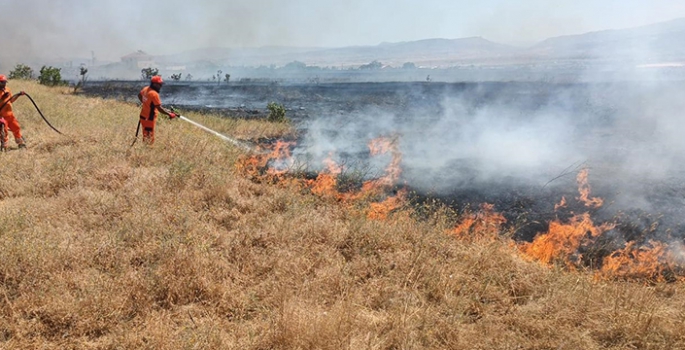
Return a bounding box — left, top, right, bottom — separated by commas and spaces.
176, 114, 256, 152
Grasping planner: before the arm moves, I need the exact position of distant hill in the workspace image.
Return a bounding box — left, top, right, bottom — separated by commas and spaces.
5, 17, 685, 75
160, 17, 685, 68
159, 37, 518, 68
110, 16, 685, 72
159, 46, 321, 65
294, 37, 518, 66
527, 18, 685, 62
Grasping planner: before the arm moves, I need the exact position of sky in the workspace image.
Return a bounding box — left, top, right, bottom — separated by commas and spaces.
2, 0, 685, 62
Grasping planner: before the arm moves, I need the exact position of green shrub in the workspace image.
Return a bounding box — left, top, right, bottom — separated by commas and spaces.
8, 64, 34, 80
38, 66, 67, 86
266, 102, 288, 123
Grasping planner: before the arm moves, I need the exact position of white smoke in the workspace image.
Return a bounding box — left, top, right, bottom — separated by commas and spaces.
294, 75, 685, 234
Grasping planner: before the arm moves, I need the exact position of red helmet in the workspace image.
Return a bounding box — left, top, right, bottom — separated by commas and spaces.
0, 75, 6, 82
151, 76, 163, 84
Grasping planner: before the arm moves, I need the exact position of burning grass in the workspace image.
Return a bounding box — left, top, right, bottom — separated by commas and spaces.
238, 135, 409, 220
242, 125, 685, 283
1, 81, 685, 349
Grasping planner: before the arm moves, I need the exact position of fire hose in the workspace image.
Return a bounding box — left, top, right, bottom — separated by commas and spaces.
0, 93, 63, 135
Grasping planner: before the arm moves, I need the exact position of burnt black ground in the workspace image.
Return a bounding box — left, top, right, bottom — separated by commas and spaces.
81, 80, 622, 122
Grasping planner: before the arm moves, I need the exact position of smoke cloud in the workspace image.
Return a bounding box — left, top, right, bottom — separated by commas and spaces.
293, 76, 685, 236
0, 1, 286, 64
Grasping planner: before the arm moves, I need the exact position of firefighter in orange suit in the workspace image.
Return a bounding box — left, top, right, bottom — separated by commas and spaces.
137, 75, 177, 145
0, 74, 27, 150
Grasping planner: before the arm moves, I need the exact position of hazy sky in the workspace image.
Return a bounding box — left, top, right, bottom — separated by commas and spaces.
2, 0, 685, 61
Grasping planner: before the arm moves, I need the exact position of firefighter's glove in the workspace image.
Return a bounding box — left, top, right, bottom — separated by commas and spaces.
169, 113, 178, 120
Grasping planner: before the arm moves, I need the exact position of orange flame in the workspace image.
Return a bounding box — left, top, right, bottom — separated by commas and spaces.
520, 213, 615, 266
450, 203, 507, 241
245, 137, 684, 282
577, 169, 603, 208
236, 140, 295, 180
305, 136, 403, 203
266, 141, 295, 176
240, 134, 409, 219
236, 154, 262, 176
519, 168, 614, 268
554, 196, 567, 212
598, 241, 682, 282
364, 135, 402, 190
367, 189, 408, 220
308, 152, 343, 198
517, 168, 685, 281
309, 173, 339, 197
368, 137, 393, 156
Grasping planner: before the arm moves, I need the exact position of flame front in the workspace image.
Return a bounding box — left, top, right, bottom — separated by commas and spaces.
521, 169, 613, 267
554, 196, 567, 212
240, 138, 685, 282
241, 135, 407, 220
308, 152, 343, 198
598, 241, 681, 282
266, 141, 295, 176
366, 135, 402, 189
367, 189, 408, 220
237, 140, 295, 180
518, 169, 685, 281
521, 213, 614, 266
449, 203, 507, 241
362, 136, 407, 219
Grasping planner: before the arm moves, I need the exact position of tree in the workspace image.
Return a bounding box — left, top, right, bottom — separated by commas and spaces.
170, 73, 182, 81
224, 73, 230, 83
217, 70, 222, 85
73, 65, 88, 92
359, 60, 383, 70
38, 66, 66, 86
79, 66, 88, 84
402, 62, 416, 69
140, 67, 159, 80
8, 64, 34, 80
185, 73, 193, 81
283, 61, 307, 70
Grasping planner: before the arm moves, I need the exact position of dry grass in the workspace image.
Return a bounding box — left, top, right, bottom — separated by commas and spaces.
1, 81, 684, 349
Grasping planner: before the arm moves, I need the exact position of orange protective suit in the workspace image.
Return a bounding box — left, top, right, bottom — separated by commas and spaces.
0, 86, 24, 147
139, 86, 162, 145
0, 117, 7, 151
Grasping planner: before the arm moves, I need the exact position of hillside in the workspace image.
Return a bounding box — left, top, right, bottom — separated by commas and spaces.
289, 37, 517, 66
529, 17, 685, 62
160, 37, 516, 67
1, 82, 685, 349
157, 17, 685, 68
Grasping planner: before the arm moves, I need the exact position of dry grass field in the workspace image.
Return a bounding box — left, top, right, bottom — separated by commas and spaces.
1, 81, 684, 349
